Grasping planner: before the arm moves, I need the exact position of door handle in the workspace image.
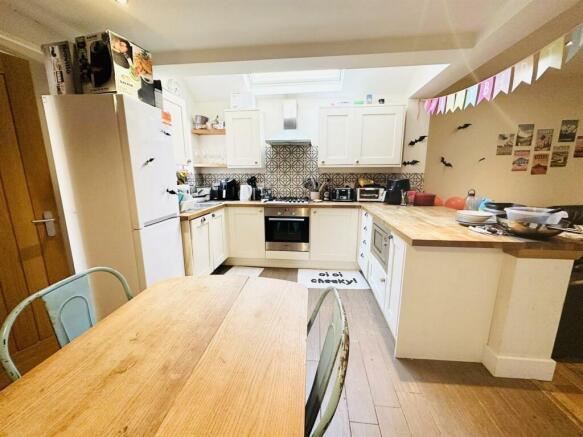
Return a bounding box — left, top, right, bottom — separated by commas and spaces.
166, 189, 177, 195
143, 157, 155, 166
31, 211, 56, 237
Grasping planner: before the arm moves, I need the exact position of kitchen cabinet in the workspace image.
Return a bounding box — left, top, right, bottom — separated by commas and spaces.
384, 233, 406, 337
185, 209, 228, 275
310, 208, 359, 262
163, 92, 192, 165
225, 109, 263, 168
318, 105, 405, 167
369, 255, 388, 311
228, 207, 265, 258
358, 210, 373, 277
209, 209, 227, 268
189, 215, 212, 275
318, 107, 352, 166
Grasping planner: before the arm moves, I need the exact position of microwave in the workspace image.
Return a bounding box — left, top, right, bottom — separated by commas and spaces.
371, 222, 391, 271
357, 187, 385, 202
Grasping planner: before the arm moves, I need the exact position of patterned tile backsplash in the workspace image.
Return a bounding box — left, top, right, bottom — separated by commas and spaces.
195, 145, 423, 197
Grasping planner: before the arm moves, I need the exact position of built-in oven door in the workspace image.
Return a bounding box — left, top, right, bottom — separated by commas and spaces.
371, 223, 390, 268
265, 216, 310, 252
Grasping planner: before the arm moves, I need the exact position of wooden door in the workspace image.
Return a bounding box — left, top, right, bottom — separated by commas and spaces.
318, 107, 353, 166
354, 105, 405, 166
0, 53, 70, 388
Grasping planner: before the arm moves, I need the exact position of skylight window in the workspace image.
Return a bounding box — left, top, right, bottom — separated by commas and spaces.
246, 69, 344, 95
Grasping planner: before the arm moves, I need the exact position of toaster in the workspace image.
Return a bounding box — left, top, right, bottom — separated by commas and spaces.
330, 188, 355, 202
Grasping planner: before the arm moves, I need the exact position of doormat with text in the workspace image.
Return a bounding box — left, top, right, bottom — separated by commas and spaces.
298, 270, 369, 290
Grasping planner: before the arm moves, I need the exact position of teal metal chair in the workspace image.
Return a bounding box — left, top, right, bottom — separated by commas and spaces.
305, 287, 350, 437
0, 267, 132, 382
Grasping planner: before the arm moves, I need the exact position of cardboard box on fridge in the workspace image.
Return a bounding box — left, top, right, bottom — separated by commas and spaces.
74, 30, 155, 106
41, 41, 78, 95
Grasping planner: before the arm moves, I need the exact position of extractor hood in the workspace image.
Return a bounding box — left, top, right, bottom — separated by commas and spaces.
265, 99, 311, 146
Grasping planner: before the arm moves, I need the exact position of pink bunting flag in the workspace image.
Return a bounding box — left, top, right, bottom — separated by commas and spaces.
492, 68, 511, 99
437, 96, 446, 114
428, 98, 439, 115
453, 90, 466, 111
424, 99, 432, 112
477, 77, 495, 104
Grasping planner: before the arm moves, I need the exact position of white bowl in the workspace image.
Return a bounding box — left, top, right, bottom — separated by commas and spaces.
504, 207, 568, 225
456, 210, 493, 223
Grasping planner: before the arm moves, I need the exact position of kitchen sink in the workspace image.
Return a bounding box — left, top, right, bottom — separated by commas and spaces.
180, 200, 223, 212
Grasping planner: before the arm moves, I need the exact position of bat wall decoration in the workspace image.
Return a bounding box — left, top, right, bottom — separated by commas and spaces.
408, 135, 427, 146
402, 160, 420, 166
457, 123, 472, 130
440, 156, 453, 168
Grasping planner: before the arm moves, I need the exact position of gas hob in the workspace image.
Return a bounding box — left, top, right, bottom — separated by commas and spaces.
263, 196, 310, 205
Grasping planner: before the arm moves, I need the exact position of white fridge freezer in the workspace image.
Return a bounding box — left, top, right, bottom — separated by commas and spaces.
43, 94, 185, 317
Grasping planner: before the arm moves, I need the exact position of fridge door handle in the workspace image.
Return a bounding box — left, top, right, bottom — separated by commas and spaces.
166, 189, 177, 195
160, 129, 171, 136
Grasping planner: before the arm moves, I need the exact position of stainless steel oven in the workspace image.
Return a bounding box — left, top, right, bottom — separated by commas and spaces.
265, 207, 309, 252
371, 221, 391, 270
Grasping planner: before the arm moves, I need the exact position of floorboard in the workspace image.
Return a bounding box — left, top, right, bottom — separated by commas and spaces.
255, 267, 583, 437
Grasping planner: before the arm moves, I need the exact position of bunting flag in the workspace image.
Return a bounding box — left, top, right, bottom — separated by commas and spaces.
566, 24, 583, 62
464, 84, 478, 108
512, 55, 534, 91
477, 77, 494, 104
423, 21, 583, 116
437, 96, 446, 114
453, 90, 465, 111
537, 37, 564, 80
428, 98, 439, 115
492, 68, 512, 98
445, 94, 455, 113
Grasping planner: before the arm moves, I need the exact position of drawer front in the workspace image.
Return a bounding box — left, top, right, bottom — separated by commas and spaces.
369, 255, 387, 310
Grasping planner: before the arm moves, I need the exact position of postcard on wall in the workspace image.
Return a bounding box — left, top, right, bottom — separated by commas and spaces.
534, 129, 553, 151
559, 119, 579, 142
511, 150, 530, 171
575, 136, 583, 158
531, 153, 549, 175
516, 124, 535, 147
496, 133, 514, 155
550, 145, 570, 167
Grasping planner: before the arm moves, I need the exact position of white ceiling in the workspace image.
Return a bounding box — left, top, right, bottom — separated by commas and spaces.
184, 65, 449, 102
1, 0, 581, 96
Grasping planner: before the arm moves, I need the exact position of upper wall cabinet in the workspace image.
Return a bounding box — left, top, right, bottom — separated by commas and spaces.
225, 109, 263, 168
163, 92, 192, 165
318, 105, 405, 167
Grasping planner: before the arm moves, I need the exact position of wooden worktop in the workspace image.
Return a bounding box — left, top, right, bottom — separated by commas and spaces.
179, 201, 583, 253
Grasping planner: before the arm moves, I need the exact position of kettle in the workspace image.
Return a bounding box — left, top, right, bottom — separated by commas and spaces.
239, 184, 252, 201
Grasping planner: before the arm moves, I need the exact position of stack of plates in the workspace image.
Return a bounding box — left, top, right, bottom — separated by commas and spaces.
456, 210, 495, 226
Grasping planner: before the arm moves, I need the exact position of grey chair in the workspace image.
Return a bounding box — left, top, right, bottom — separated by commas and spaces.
305, 287, 350, 437
0, 267, 133, 382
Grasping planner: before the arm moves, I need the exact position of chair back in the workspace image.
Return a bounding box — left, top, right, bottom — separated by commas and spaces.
305, 287, 350, 437
0, 267, 132, 381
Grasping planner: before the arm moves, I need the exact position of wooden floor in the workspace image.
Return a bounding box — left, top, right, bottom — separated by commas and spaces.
254, 267, 583, 437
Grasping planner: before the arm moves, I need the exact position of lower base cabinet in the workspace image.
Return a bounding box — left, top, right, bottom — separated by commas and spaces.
310, 208, 359, 262
228, 207, 265, 258
384, 233, 406, 336
186, 209, 228, 275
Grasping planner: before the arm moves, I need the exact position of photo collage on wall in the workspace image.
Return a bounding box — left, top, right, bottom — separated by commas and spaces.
500, 119, 580, 174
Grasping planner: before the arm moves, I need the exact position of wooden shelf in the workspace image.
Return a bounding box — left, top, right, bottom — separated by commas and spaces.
193, 162, 227, 168
192, 128, 226, 136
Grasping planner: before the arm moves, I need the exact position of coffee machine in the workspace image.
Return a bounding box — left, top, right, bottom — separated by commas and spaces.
219, 178, 238, 200
385, 179, 410, 204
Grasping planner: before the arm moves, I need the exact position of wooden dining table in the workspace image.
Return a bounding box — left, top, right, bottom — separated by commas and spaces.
0, 275, 308, 436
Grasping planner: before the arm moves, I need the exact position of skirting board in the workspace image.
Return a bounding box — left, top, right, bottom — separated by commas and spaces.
482, 345, 556, 381
225, 257, 358, 270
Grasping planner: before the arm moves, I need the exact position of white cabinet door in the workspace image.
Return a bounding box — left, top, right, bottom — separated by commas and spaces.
120, 96, 178, 228
225, 109, 262, 168
190, 215, 212, 276
354, 105, 405, 166
310, 208, 358, 262
369, 255, 388, 311
228, 207, 265, 258
163, 92, 192, 165
384, 234, 406, 337
209, 209, 227, 269
318, 107, 352, 166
